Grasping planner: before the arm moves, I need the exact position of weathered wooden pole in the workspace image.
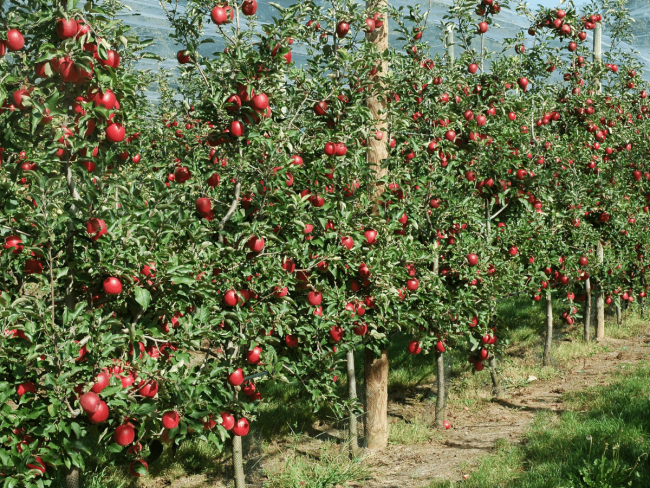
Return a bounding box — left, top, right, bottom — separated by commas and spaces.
593, 22, 602, 93
435, 351, 446, 428
363, 0, 389, 450
584, 278, 592, 342
543, 290, 553, 366
596, 242, 605, 340
364, 349, 389, 448
446, 27, 455, 64
347, 350, 359, 455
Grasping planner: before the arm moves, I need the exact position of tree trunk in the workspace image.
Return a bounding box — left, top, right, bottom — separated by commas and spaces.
446, 28, 455, 63
593, 22, 603, 93
616, 296, 622, 325
584, 278, 592, 342
434, 351, 446, 428
347, 349, 359, 456
543, 291, 553, 366
364, 348, 388, 449
233, 435, 245, 488
65, 467, 80, 488
596, 242, 605, 340
489, 356, 504, 398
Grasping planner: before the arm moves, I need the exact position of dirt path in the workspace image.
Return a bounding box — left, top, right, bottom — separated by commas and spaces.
355, 334, 650, 488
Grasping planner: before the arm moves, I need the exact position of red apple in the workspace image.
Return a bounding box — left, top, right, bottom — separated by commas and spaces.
408, 340, 421, 355
224, 290, 239, 306
242, 0, 257, 16
406, 278, 419, 291
246, 346, 262, 364
27, 456, 46, 475
285, 334, 299, 347
251, 93, 269, 111
313, 101, 328, 116
98, 50, 121, 69
230, 120, 245, 137
211, 6, 230, 25
329, 326, 344, 342
129, 460, 148, 477
307, 291, 323, 306
56, 18, 78, 39
4, 235, 23, 254
228, 368, 244, 386
88, 400, 109, 423
248, 236, 265, 252
274, 286, 288, 298
341, 236, 354, 250
79, 392, 101, 414
364, 229, 377, 244
138, 380, 159, 398
106, 123, 125, 143
196, 197, 211, 214
233, 418, 250, 436
17, 381, 35, 397
162, 411, 180, 429
467, 254, 479, 266
103, 277, 122, 295
114, 423, 135, 446
336, 21, 350, 38
6, 29, 25, 51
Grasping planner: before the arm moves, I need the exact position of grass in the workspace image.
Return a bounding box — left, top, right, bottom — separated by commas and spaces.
428, 364, 650, 488
388, 417, 437, 445
263, 439, 370, 488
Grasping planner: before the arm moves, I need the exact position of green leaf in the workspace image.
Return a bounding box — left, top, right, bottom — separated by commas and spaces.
170, 276, 195, 285
134, 287, 152, 311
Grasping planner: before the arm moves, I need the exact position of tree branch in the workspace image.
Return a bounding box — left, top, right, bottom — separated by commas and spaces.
218, 181, 241, 244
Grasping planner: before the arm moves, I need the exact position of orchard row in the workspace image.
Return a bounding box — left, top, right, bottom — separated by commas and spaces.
0, 0, 648, 485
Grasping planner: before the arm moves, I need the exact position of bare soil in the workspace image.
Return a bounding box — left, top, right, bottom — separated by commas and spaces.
355, 334, 650, 488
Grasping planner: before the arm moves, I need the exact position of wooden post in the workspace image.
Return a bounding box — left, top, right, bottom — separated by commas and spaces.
584, 278, 592, 342
364, 348, 388, 449
596, 242, 605, 340
365, 0, 389, 185
593, 22, 602, 93
543, 290, 553, 366
434, 351, 446, 428
347, 349, 359, 456
446, 28, 455, 64
616, 296, 622, 325
364, 0, 389, 451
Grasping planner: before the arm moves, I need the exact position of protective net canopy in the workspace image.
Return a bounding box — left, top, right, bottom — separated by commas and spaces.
120, 0, 650, 99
